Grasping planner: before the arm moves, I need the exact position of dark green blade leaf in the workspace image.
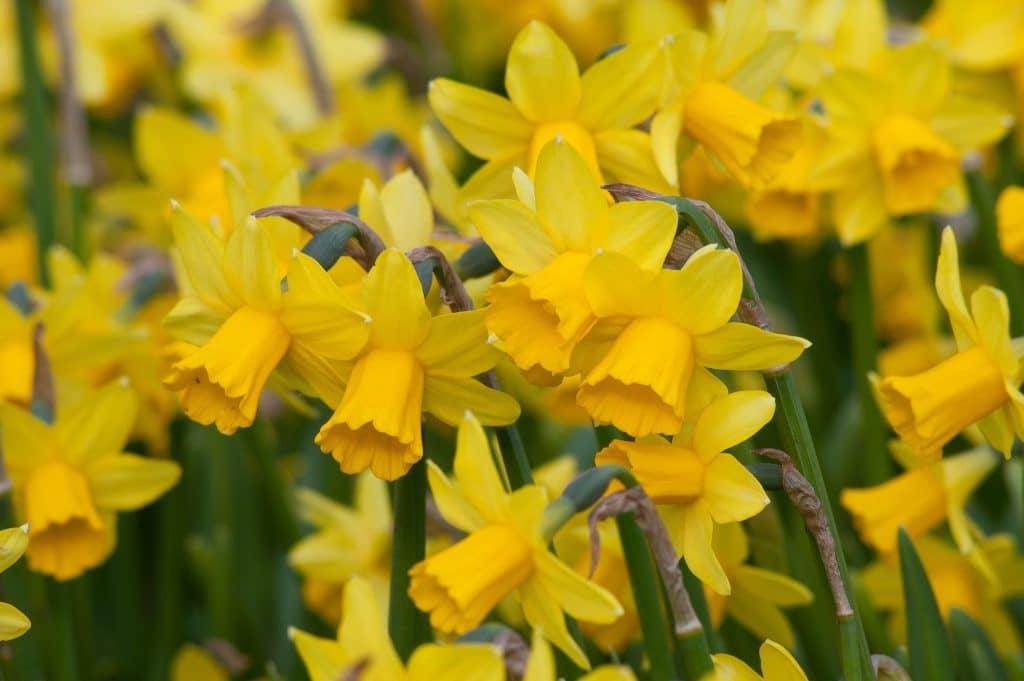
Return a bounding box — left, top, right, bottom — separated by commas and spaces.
949, 608, 1010, 681
898, 527, 955, 681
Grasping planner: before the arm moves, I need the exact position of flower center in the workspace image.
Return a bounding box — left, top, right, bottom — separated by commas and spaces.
528, 120, 602, 182
872, 114, 958, 214
409, 524, 534, 634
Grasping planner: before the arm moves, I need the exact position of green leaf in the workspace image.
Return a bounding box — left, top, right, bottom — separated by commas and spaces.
897, 527, 955, 681
949, 608, 1010, 681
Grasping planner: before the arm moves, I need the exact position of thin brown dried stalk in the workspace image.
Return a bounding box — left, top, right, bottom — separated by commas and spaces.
587, 487, 701, 635
251, 205, 386, 269
45, 0, 95, 186
872, 655, 912, 681
334, 657, 370, 681
493, 628, 530, 681
31, 323, 55, 419
406, 245, 474, 312
755, 448, 853, 617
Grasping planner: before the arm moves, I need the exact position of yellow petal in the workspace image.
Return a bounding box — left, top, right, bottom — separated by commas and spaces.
650, 106, 683, 188
577, 42, 660, 131
56, 381, 137, 466
728, 32, 797, 99
380, 170, 434, 251
134, 107, 222, 194
505, 21, 581, 123
535, 140, 608, 252
426, 460, 485, 533
520, 576, 591, 670
423, 376, 521, 427
362, 249, 431, 349
163, 296, 225, 346
935, 226, 978, 350
970, 286, 1016, 376
289, 628, 348, 681
583, 252, 661, 319
338, 577, 403, 677
460, 156, 525, 204
469, 200, 560, 274
664, 246, 742, 334
223, 216, 281, 308
281, 253, 370, 361
535, 550, 623, 623
703, 455, 769, 523
932, 97, 1012, 153
0, 603, 29, 642
760, 640, 809, 681
693, 391, 776, 458
406, 643, 504, 681
523, 629, 556, 681
85, 455, 181, 511
0, 527, 27, 574
694, 323, 810, 370
737, 566, 812, 607
416, 310, 499, 377
170, 644, 229, 681
831, 171, 890, 246
428, 79, 532, 159
604, 201, 677, 270
594, 128, 674, 192
171, 203, 241, 314
712, 654, 762, 681
512, 166, 536, 209
887, 43, 950, 115
682, 503, 730, 595
453, 412, 509, 520
710, 0, 767, 79
0, 402, 52, 479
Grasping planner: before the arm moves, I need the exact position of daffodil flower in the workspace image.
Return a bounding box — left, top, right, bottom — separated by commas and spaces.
163, 205, 370, 435
0, 526, 30, 641
521, 627, 636, 681
0, 382, 180, 580
713, 639, 809, 681
314, 249, 519, 480
470, 139, 677, 384
288, 473, 392, 624
595, 384, 775, 594
409, 412, 622, 668
573, 247, 809, 437
877, 227, 1024, 459
996, 185, 1024, 264
651, 0, 801, 189
703, 523, 812, 649
429, 20, 666, 206
170, 644, 229, 681
291, 576, 504, 681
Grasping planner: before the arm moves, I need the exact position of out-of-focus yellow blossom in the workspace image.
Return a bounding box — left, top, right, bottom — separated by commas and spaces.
314, 249, 518, 480
573, 246, 809, 437
0, 382, 180, 580
712, 639, 809, 681
470, 140, 677, 385
868, 226, 941, 343
651, 0, 801, 190
409, 412, 621, 668
291, 576, 505, 681
429, 20, 666, 208
288, 473, 391, 624
522, 627, 637, 681
863, 534, 1024, 653
703, 523, 811, 648
997, 185, 1024, 264
164, 206, 370, 435
596, 380, 775, 594
170, 644, 229, 681
0, 526, 30, 641
811, 43, 1011, 244
877, 228, 1024, 460
922, 0, 1024, 72
841, 445, 997, 555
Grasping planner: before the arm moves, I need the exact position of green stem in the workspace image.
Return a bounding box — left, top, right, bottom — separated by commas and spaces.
388, 458, 430, 661
845, 243, 891, 484
45, 579, 79, 681
493, 423, 532, 489
616, 513, 677, 681
967, 169, 1024, 336
14, 0, 56, 285
148, 455, 186, 681
209, 433, 235, 639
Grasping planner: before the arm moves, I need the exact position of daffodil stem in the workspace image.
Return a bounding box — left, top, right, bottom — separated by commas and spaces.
967, 169, 1024, 336
845, 243, 892, 485
208, 432, 235, 640
616, 513, 678, 681
388, 457, 431, 661
148, 439, 186, 681
14, 0, 57, 285
45, 580, 79, 681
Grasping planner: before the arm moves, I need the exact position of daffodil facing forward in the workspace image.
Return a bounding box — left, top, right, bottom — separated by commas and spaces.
470, 140, 677, 384
408, 412, 621, 668
314, 250, 519, 480
877, 227, 1024, 460
596, 382, 775, 594
163, 205, 370, 435
0, 382, 180, 580
291, 576, 504, 681
573, 247, 809, 437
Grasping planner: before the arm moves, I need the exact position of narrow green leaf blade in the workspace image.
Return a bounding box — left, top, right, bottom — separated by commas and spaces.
897, 527, 955, 681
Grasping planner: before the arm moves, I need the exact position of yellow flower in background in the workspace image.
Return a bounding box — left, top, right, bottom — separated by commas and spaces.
429, 20, 666, 207
651, 0, 801, 190
291, 576, 504, 681
922, 0, 1024, 72
573, 246, 808, 437
521, 627, 637, 681
877, 228, 1024, 460
0, 382, 180, 580
704, 523, 811, 649
868, 225, 941, 344
170, 644, 229, 681
810, 43, 1011, 244
314, 249, 518, 480
841, 445, 997, 555
409, 412, 621, 668
288, 473, 391, 624
997, 185, 1024, 264
0, 526, 30, 641
0, 227, 37, 288
470, 140, 677, 384
596, 383, 774, 594
713, 639, 809, 681
357, 170, 436, 252
164, 205, 370, 435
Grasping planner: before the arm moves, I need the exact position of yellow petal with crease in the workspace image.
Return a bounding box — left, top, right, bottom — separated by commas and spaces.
429, 80, 532, 160
505, 21, 581, 123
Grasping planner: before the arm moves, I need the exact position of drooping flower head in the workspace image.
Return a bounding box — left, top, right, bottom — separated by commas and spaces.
409, 412, 621, 668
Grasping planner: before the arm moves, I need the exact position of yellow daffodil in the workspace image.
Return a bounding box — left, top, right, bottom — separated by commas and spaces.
997, 185, 1024, 264
841, 445, 997, 554
409, 412, 621, 668
0, 227, 36, 287
573, 246, 808, 437
713, 639, 809, 681
314, 249, 518, 480
522, 627, 636, 681
470, 140, 677, 384
868, 226, 941, 344
170, 644, 229, 681
291, 575, 504, 681
922, 0, 1024, 72
0, 381, 180, 580
596, 381, 775, 594
810, 44, 1010, 244
704, 523, 811, 648
164, 205, 370, 435
0, 526, 30, 641
651, 0, 801, 190
863, 534, 1024, 653
288, 473, 391, 624
429, 20, 666, 207
877, 227, 1024, 460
